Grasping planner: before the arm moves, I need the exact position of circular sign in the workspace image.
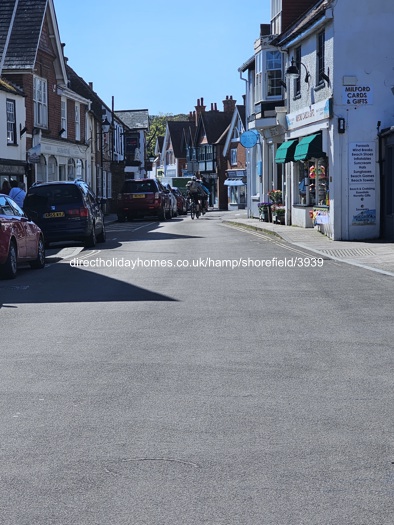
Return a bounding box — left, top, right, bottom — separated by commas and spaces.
240, 130, 258, 148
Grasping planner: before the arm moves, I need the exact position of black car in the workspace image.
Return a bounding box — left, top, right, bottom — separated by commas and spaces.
23, 180, 106, 248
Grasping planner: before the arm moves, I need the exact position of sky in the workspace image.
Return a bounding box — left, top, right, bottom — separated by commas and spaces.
54, 0, 271, 116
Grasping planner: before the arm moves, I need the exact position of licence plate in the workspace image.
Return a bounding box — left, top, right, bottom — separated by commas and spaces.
43, 211, 65, 218
132, 194, 145, 199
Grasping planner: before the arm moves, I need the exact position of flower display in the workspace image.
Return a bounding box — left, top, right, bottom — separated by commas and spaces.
268, 189, 283, 204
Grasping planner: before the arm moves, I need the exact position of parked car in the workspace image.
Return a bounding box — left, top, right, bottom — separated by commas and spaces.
0, 194, 45, 279
171, 187, 187, 215
23, 180, 106, 248
116, 178, 171, 221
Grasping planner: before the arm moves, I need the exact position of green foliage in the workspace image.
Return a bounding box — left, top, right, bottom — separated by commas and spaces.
146, 113, 188, 159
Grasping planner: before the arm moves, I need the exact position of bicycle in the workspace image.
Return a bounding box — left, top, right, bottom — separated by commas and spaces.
189, 198, 200, 219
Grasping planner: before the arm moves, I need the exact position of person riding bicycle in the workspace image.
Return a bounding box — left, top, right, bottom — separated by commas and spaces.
186, 177, 207, 214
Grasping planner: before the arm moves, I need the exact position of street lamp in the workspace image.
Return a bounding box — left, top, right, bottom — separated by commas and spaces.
100, 117, 111, 212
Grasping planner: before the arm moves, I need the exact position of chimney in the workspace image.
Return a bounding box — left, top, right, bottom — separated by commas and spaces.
89, 82, 93, 90
223, 95, 236, 113
195, 97, 206, 125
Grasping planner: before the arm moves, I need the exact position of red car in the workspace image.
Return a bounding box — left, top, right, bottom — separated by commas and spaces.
116, 178, 171, 221
0, 193, 45, 279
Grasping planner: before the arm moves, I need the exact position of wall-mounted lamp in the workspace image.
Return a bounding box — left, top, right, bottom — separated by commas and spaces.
338, 117, 346, 134
286, 57, 310, 83
20, 126, 27, 137
101, 117, 111, 133
59, 128, 66, 136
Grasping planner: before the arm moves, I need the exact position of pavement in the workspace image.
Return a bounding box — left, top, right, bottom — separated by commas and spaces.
104, 210, 394, 277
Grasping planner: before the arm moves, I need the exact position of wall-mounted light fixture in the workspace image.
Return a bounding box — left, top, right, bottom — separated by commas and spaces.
20, 126, 27, 137
286, 57, 310, 83
59, 128, 66, 136
338, 117, 346, 134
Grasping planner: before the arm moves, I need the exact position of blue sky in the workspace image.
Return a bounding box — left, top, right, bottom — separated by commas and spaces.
54, 0, 270, 116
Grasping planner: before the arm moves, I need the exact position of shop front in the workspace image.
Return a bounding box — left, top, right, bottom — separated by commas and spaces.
225, 169, 246, 210
282, 99, 332, 234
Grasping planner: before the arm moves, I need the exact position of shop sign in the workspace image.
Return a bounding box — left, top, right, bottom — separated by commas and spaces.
348, 142, 376, 225
342, 86, 373, 106
286, 98, 331, 131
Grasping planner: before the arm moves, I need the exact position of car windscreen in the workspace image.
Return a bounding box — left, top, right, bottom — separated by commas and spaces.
122, 181, 157, 193
25, 185, 82, 208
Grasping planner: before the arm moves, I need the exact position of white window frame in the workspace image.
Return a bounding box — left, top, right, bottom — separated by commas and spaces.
60, 98, 67, 138
33, 76, 48, 128
265, 50, 282, 99
255, 51, 263, 103
6, 99, 16, 144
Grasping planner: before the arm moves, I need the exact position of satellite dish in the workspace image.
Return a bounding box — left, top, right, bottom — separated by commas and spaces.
240, 130, 259, 148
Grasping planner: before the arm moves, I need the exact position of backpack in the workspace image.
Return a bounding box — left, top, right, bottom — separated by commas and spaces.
188, 181, 200, 194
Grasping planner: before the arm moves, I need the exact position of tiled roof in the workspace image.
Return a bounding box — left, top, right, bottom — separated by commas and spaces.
0, 0, 47, 70
66, 64, 104, 120
0, 75, 24, 95
201, 111, 233, 145
167, 121, 191, 157
274, 0, 329, 47
115, 110, 149, 130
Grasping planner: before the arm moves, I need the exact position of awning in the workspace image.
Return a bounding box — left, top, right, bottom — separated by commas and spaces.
294, 133, 325, 161
275, 139, 298, 163
224, 179, 245, 186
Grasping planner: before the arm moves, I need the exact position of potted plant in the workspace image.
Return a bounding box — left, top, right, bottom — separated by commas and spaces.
268, 189, 283, 204
257, 202, 272, 222
271, 204, 285, 224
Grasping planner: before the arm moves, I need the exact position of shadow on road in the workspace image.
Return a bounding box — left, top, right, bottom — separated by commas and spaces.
0, 261, 177, 308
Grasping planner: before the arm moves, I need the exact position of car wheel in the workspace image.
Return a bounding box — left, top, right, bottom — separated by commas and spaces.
30, 236, 46, 269
97, 223, 106, 243
1, 240, 17, 279
84, 225, 96, 248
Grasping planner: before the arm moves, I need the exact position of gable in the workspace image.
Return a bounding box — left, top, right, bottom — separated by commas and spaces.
1, 0, 68, 84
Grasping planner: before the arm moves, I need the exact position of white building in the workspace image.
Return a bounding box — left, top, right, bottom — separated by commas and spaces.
240, 0, 394, 240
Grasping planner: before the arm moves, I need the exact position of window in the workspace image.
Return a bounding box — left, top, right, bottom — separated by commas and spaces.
297, 160, 329, 206
230, 149, 237, 166
6, 99, 16, 144
317, 30, 325, 85
271, 0, 282, 34
294, 46, 301, 97
61, 98, 67, 137
266, 51, 282, 98
255, 51, 263, 103
33, 76, 48, 128
75, 103, 80, 141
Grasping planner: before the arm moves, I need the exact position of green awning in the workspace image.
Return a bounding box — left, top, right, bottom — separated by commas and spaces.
294, 133, 325, 161
275, 139, 298, 163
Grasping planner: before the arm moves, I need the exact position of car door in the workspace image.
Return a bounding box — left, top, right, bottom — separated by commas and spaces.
3, 196, 27, 258
9, 198, 38, 258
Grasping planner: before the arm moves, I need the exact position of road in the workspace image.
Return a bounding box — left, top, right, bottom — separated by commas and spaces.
1, 211, 394, 525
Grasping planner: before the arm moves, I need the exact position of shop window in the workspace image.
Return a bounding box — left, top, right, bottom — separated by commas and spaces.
297, 159, 329, 206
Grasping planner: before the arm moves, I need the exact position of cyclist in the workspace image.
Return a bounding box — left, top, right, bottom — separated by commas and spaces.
186, 177, 206, 215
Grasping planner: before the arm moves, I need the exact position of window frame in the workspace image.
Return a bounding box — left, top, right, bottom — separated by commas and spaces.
6, 99, 16, 145
317, 30, 326, 86
33, 76, 48, 128
265, 50, 283, 99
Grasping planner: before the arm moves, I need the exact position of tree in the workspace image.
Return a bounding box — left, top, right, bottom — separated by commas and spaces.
146, 113, 188, 159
